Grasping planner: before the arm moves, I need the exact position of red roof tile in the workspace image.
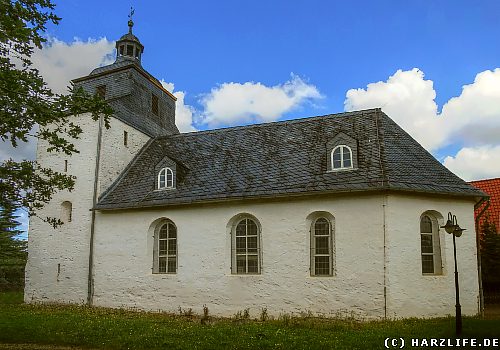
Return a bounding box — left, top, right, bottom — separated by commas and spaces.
470, 177, 500, 231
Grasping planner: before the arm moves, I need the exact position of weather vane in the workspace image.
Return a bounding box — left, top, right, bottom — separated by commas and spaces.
128, 7, 135, 33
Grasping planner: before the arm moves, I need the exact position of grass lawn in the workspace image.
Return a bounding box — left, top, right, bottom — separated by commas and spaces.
0, 292, 499, 349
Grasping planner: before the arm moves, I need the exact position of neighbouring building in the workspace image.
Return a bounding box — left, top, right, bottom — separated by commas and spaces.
470, 178, 500, 232
25, 20, 486, 319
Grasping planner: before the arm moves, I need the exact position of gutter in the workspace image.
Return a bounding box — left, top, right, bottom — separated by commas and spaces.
87, 114, 104, 306
474, 197, 490, 317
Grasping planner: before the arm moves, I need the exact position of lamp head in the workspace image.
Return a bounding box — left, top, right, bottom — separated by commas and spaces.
453, 226, 466, 237
441, 219, 456, 234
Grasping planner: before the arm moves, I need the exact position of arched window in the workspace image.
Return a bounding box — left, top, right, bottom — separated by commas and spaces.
153, 220, 177, 274
158, 167, 174, 189
420, 214, 442, 275
61, 201, 72, 223
311, 217, 334, 276
232, 217, 261, 274
331, 145, 353, 170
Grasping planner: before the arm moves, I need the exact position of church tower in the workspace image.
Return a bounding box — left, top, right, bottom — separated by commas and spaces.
25, 16, 175, 304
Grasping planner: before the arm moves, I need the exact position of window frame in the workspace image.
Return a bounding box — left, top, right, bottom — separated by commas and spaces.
152, 220, 177, 274
330, 145, 353, 170
231, 217, 261, 275
310, 216, 334, 276
420, 214, 443, 275
157, 167, 174, 189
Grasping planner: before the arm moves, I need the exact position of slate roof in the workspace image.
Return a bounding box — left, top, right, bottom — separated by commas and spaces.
96, 108, 486, 210
470, 178, 500, 230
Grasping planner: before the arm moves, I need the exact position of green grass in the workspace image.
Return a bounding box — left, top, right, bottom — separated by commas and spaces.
0, 292, 499, 349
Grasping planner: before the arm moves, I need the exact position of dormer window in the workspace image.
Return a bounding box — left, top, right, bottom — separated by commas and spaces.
158, 167, 174, 189
331, 145, 353, 170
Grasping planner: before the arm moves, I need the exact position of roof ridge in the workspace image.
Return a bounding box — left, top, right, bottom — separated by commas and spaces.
166, 108, 381, 139
469, 177, 500, 183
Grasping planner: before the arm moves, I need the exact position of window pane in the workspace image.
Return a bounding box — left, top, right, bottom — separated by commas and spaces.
421, 234, 433, 254
246, 220, 257, 235
159, 226, 168, 239
315, 237, 329, 254
247, 236, 258, 253
314, 218, 329, 235
333, 148, 341, 168
127, 45, 133, 56
343, 158, 352, 168
158, 257, 167, 273
167, 257, 176, 273
236, 237, 246, 253
166, 169, 173, 187
422, 255, 434, 274
315, 256, 330, 275
420, 216, 432, 233
167, 239, 176, 255
236, 221, 246, 236
236, 255, 246, 273
247, 255, 258, 273
159, 240, 167, 255
168, 223, 176, 238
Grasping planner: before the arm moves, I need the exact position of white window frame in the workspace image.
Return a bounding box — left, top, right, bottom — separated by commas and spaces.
420, 214, 443, 275
310, 217, 334, 276
157, 167, 174, 189
231, 217, 261, 275
152, 220, 177, 274
330, 145, 353, 170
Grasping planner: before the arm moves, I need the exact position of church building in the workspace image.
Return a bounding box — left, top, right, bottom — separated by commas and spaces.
25, 19, 486, 319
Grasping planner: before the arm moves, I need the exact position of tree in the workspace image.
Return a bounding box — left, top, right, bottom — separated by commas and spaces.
0, 0, 113, 228
480, 218, 500, 294
0, 202, 27, 290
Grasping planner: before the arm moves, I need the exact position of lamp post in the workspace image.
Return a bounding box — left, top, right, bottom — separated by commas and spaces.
441, 212, 465, 337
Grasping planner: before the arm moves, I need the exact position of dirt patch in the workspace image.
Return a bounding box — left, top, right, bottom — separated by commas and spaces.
484, 304, 500, 319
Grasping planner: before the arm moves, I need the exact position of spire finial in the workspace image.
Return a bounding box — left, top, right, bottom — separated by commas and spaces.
128, 7, 135, 33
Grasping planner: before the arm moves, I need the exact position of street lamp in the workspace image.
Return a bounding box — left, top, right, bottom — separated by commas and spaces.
441, 212, 466, 337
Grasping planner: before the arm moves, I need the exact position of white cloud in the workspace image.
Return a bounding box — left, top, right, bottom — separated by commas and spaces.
344, 68, 500, 153
31, 37, 115, 94
160, 80, 197, 133
345, 68, 444, 151
199, 74, 323, 127
440, 68, 500, 146
443, 145, 500, 181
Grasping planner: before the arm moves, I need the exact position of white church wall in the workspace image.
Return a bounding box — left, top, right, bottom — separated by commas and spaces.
25, 113, 150, 304
384, 194, 479, 318
98, 118, 151, 195
92, 194, 387, 318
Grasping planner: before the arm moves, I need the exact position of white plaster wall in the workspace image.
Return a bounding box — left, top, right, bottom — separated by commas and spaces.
385, 194, 479, 318
92, 194, 387, 318
98, 118, 150, 195
25, 113, 150, 304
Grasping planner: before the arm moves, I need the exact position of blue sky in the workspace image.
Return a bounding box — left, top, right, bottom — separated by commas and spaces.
4, 0, 500, 237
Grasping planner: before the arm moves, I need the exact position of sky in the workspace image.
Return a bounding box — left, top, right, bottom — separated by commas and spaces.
3, 0, 500, 237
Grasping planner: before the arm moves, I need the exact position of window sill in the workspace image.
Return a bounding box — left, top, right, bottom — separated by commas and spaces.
154, 187, 176, 192
326, 167, 357, 173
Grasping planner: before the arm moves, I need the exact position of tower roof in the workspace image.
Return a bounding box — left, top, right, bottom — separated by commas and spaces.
115, 8, 144, 64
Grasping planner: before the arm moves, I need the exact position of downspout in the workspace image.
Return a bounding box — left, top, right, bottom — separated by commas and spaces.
88, 114, 104, 306
474, 197, 490, 317
374, 110, 389, 319
382, 194, 388, 319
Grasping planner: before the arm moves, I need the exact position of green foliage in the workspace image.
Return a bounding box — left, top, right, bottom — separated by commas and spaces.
0, 203, 27, 290
0, 0, 113, 228
0, 294, 499, 349
480, 219, 500, 286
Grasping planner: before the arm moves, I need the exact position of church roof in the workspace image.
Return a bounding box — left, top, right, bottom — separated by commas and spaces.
96, 108, 485, 210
